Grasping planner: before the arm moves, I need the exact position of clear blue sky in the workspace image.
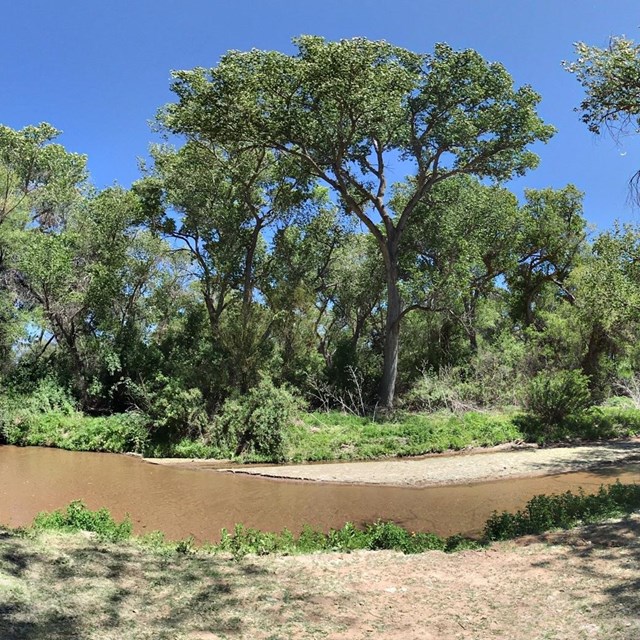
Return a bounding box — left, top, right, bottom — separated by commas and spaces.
3, 0, 640, 229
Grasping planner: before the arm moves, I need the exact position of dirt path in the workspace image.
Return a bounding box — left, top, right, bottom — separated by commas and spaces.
217, 439, 640, 486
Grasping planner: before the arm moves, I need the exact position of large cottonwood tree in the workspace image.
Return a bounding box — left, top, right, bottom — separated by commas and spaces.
565, 37, 640, 199
158, 36, 554, 407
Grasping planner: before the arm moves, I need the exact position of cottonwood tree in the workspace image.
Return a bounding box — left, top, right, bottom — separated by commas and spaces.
508, 185, 586, 329
14, 186, 168, 409
564, 37, 640, 198
0, 123, 86, 374
395, 175, 521, 353
571, 223, 640, 396
135, 142, 316, 392
159, 36, 554, 407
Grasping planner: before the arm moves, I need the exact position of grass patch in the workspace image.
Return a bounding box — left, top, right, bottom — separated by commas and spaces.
280, 410, 524, 462
215, 521, 480, 560
32, 500, 132, 542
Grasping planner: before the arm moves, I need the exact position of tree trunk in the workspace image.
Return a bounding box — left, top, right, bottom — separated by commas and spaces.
242, 221, 262, 323
379, 247, 401, 409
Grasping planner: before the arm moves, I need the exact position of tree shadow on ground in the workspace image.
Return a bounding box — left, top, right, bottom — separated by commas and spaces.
532, 516, 640, 626
0, 532, 292, 640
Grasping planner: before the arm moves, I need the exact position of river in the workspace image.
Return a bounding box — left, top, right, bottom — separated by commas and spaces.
1, 445, 638, 542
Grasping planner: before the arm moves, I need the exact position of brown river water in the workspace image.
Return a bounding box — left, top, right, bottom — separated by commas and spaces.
1, 445, 639, 542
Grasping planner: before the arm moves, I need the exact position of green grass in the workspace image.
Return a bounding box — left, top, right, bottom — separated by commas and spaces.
32, 500, 132, 542
279, 409, 524, 462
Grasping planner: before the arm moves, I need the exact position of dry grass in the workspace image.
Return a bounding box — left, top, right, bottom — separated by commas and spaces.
1, 518, 639, 639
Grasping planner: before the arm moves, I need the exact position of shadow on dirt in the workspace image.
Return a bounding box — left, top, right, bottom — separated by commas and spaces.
0, 532, 274, 640
534, 516, 640, 624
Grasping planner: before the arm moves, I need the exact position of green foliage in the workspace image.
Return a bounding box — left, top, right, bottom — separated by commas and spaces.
215, 376, 301, 460
216, 520, 475, 560
144, 438, 224, 459
402, 367, 477, 413
161, 36, 553, 408
526, 370, 592, 427
0, 384, 148, 453
32, 500, 132, 542
0, 378, 76, 416
484, 481, 640, 541
0, 42, 638, 443
136, 374, 209, 442
564, 37, 640, 136
565, 37, 640, 204
517, 406, 640, 443
285, 410, 523, 462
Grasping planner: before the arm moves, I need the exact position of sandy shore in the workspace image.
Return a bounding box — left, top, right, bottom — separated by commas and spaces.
147, 438, 640, 487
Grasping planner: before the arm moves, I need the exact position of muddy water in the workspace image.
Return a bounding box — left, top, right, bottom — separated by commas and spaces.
1, 445, 639, 542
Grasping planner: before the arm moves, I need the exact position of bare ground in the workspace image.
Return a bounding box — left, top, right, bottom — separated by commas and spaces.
1, 516, 639, 640
198, 439, 640, 486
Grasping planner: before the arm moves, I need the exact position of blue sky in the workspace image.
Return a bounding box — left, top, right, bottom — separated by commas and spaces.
3, 0, 640, 229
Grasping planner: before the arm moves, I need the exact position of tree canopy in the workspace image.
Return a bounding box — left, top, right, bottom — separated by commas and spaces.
0, 37, 638, 449
159, 36, 554, 407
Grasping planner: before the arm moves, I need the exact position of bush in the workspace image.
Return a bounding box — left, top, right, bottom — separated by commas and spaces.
135, 374, 209, 442
64, 413, 149, 453
484, 481, 640, 541
526, 370, 592, 427
216, 520, 468, 559
0, 398, 148, 454
402, 367, 474, 414
215, 375, 301, 461
145, 438, 224, 459
516, 404, 640, 443
32, 500, 132, 542
0, 379, 76, 444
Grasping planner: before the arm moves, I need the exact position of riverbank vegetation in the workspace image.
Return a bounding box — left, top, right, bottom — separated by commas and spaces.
12, 481, 640, 554
1, 37, 640, 462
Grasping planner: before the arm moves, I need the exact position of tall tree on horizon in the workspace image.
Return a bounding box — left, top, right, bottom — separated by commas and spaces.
159, 36, 554, 407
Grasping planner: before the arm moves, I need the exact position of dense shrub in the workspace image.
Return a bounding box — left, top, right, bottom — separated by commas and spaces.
515, 405, 640, 443
402, 367, 472, 413
217, 520, 477, 559
215, 375, 301, 460
32, 500, 132, 542
484, 481, 640, 540
134, 374, 209, 442
0, 393, 148, 453
145, 438, 224, 459
402, 343, 526, 414
526, 370, 592, 427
